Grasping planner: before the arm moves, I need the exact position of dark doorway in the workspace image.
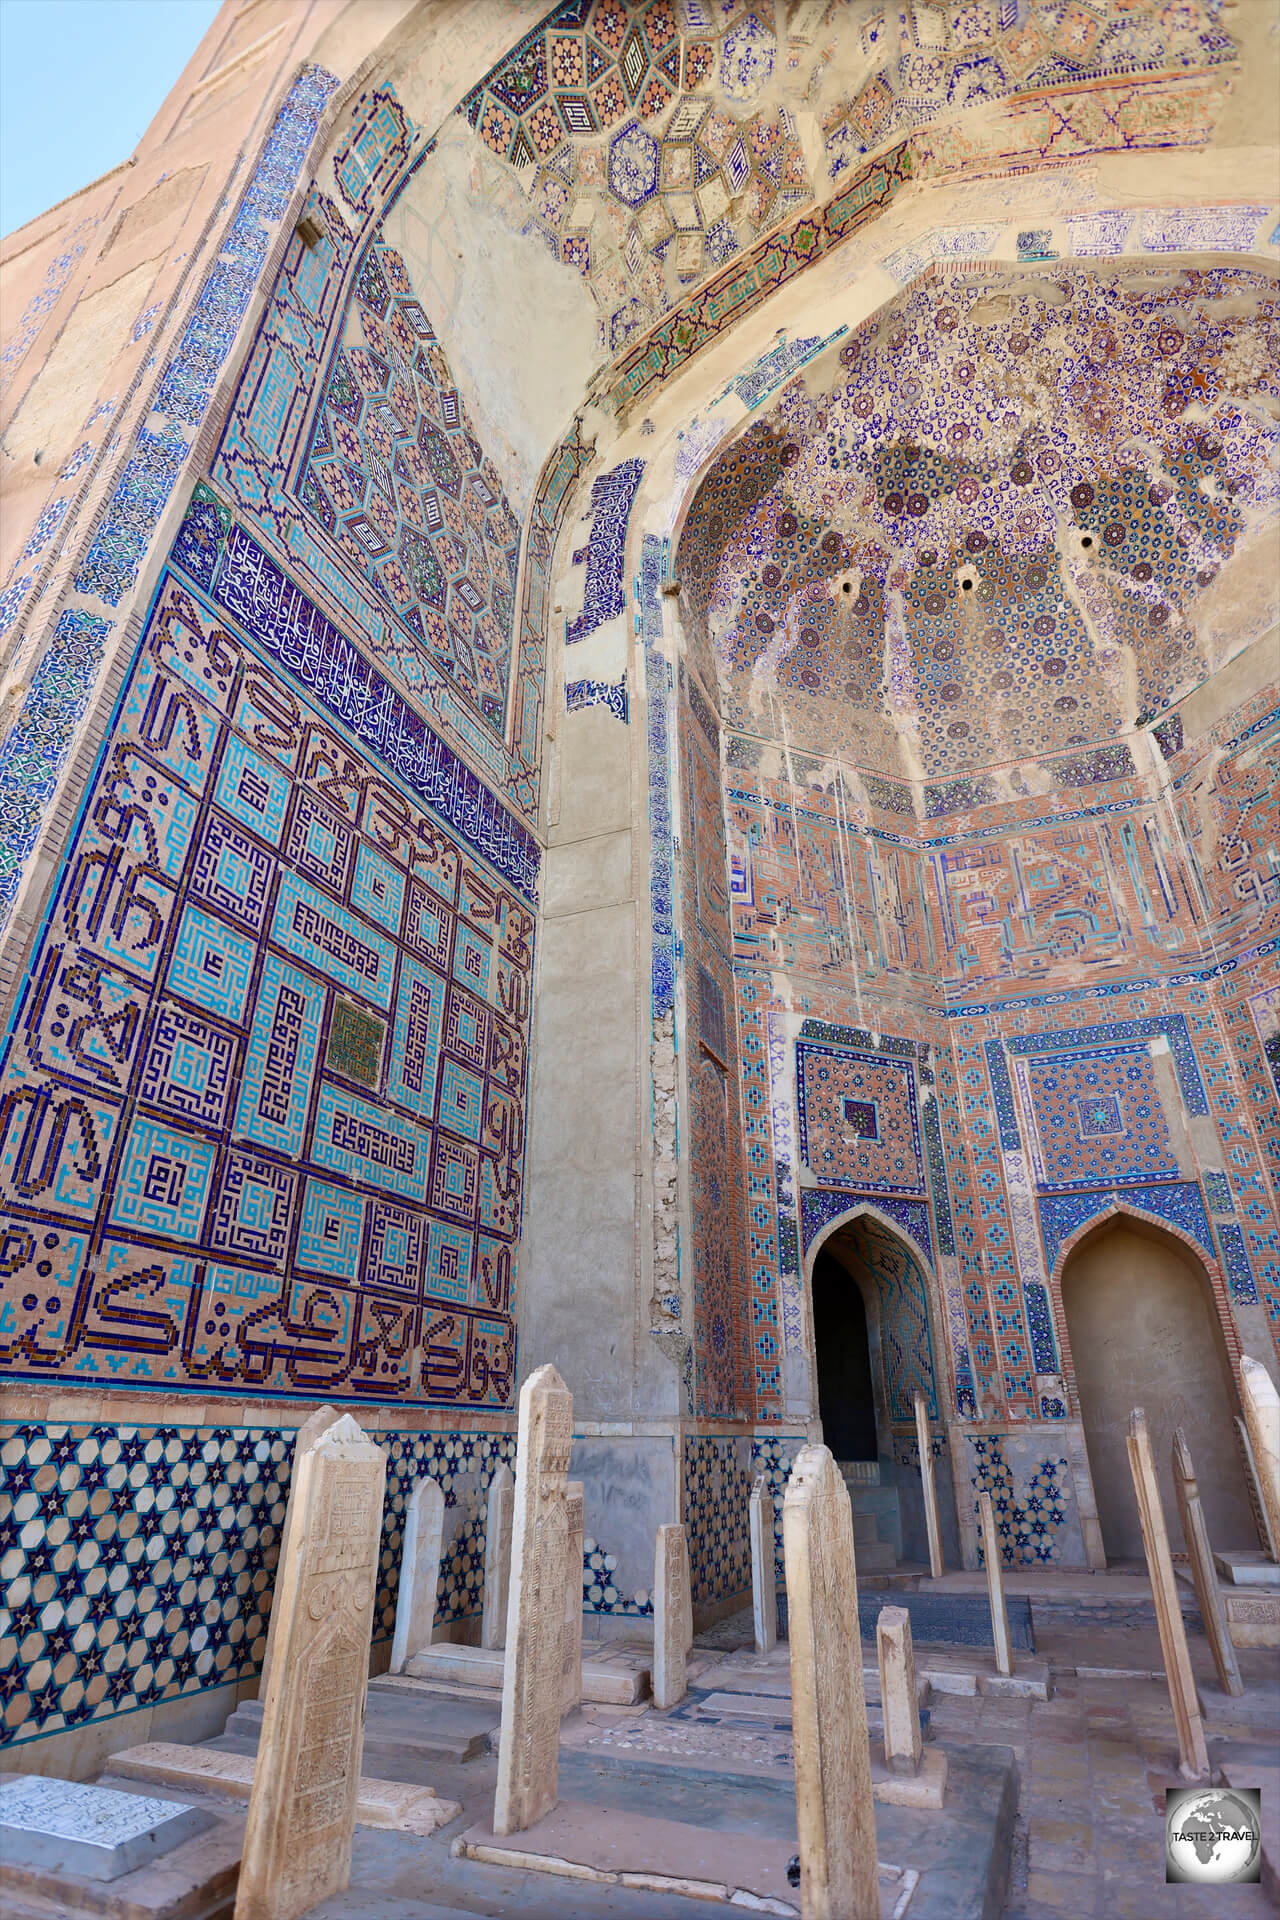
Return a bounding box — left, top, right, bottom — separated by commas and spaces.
812, 1247, 877, 1461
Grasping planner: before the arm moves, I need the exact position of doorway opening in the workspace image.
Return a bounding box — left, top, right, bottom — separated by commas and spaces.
812, 1246, 877, 1462
1061, 1216, 1256, 1564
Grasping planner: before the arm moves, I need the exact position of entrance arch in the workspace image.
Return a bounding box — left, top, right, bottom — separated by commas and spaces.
1059, 1214, 1255, 1564
805, 1206, 957, 1568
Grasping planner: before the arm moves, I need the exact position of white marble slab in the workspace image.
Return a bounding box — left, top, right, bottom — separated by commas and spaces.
0, 1774, 212, 1882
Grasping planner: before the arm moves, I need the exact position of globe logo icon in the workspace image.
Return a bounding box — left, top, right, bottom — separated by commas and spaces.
1166, 1788, 1262, 1884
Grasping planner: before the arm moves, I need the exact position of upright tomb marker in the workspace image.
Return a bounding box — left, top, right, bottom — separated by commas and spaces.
914, 1392, 944, 1579
494, 1363, 573, 1836
561, 1479, 585, 1713
481, 1463, 515, 1650
1172, 1428, 1242, 1696
783, 1444, 879, 1920
977, 1491, 1012, 1677
876, 1605, 922, 1776
749, 1476, 777, 1654
1127, 1408, 1209, 1780
260, 1404, 339, 1698
1240, 1354, 1280, 1559
390, 1477, 445, 1674
235, 1415, 386, 1920
653, 1522, 693, 1709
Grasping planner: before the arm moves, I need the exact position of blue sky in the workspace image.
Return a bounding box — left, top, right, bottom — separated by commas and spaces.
1, 0, 222, 237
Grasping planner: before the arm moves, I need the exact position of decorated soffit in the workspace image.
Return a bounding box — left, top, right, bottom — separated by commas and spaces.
456, 0, 1236, 357
677, 261, 1279, 780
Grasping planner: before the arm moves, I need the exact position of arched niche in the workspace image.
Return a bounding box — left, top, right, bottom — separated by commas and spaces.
1057, 1211, 1257, 1565
804, 1204, 959, 1571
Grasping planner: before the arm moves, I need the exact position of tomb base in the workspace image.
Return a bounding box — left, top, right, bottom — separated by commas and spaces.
1214, 1550, 1280, 1587
107, 1745, 460, 1835
452, 1802, 919, 1917
402, 1636, 650, 1704
1225, 1591, 1280, 1647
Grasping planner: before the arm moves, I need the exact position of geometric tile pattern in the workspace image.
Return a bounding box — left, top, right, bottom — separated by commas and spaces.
1017, 1045, 1180, 1191
680, 265, 1278, 778
797, 1042, 926, 1197
458, 0, 812, 355
299, 240, 521, 734
0, 563, 533, 1407
970, 1433, 1072, 1569
0, 1420, 516, 1751
682, 1434, 751, 1609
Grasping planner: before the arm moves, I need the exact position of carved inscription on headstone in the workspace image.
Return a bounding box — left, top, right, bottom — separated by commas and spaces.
391, 1477, 445, 1674
260, 1405, 339, 1698
494, 1364, 573, 1836
562, 1480, 585, 1713
481, 1463, 514, 1650
653, 1523, 693, 1710
234, 1416, 386, 1920
783, 1443, 878, 1920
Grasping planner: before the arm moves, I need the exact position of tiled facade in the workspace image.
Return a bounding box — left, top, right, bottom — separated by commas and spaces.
0, 0, 1276, 1753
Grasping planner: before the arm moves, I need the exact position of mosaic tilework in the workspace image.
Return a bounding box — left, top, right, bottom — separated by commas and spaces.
680, 265, 1278, 778
565, 676, 628, 723
797, 1042, 926, 1197
0, 559, 534, 1407
1016, 1046, 1180, 1191
0, 216, 98, 393
0, 73, 337, 925
750, 1432, 802, 1591
682, 1434, 751, 1608
200, 513, 539, 901
822, 0, 1234, 186
639, 536, 676, 1019
968, 1433, 1076, 1569
567, 459, 645, 644
0, 1419, 514, 1751
459, 1, 817, 355
1037, 1180, 1215, 1282
210, 84, 554, 824
297, 237, 522, 734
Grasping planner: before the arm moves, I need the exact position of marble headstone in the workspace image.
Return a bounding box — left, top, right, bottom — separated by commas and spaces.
562, 1479, 585, 1713
494, 1363, 572, 1836
653, 1522, 693, 1710
749, 1476, 777, 1654
391, 1476, 446, 1674
0, 1775, 212, 1883
1127, 1407, 1209, 1780
481, 1463, 514, 1650
783, 1444, 878, 1920
260, 1404, 340, 1698
235, 1414, 387, 1920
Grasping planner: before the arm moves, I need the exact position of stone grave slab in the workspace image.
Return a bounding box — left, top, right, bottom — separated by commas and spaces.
107, 1744, 459, 1836
451, 1801, 920, 1916
0, 1774, 213, 1882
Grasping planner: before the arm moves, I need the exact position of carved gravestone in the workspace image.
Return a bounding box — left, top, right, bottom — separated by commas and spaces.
914, 1392, 944, 1579
493, 1364, 573, 1836
653, 1523, 693, 1709
481, 1463, 514, 1650
562, 1480, 585, 1713
1240, 1354, 1280, 1559
978, 1490, 1012, 1676
390, 1477, 446, 1674
234, 1415, 386, 1920
876, 1605, 922, 1776
783, 1444, 878, 1920
1172, 1428, 1242, 1696
1127, 1408, 1209, 1781
749, 1476, 777, 1654
260, 1404, 339, 1697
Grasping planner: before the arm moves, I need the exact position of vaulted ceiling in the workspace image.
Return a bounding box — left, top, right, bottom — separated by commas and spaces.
677, 261, 1278, 779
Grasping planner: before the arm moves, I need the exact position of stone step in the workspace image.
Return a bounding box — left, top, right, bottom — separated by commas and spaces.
222, 1685, 497, 1769
398, 1639, 650, 1705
